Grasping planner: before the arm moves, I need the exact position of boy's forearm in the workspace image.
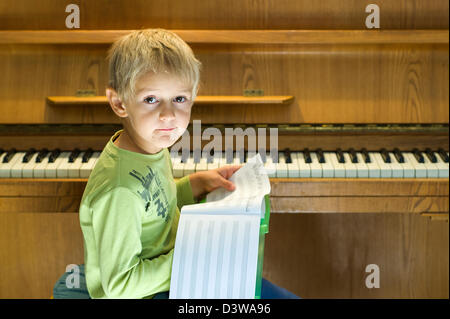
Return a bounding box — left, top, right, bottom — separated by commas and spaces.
176, 175, 198, 209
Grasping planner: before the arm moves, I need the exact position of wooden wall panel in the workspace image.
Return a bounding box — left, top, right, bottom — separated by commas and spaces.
0, 212, 447, 298
0, 0, 448, 30
0, 43, 448, 124
264, 213, 449, 298
0, 212, 84, 299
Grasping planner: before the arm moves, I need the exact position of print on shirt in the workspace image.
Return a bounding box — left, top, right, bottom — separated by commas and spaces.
129, 166, 170, 221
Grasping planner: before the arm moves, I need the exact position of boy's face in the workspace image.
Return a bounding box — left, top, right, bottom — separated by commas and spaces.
109, 71, 193, 154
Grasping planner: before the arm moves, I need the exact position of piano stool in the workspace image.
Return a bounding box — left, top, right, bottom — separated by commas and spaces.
52, 264, 300, 299
52, 264, 169, 299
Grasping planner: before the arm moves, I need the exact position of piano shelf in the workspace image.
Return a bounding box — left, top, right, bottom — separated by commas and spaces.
46, 95, 295, 105
0, 30, 448, 45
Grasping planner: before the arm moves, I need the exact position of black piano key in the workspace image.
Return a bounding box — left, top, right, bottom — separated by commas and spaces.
336, 148, 345, 163
412, 148, 424, 163
437, 148, 449, 163
82, 148, 94, 163
316, 148, 325, 163
2, 148, 16, 163
0, 149, 4, 157
348, 148, 358, 163
68, 148, 81, 163
393, 148, 405, 163
303, 148, 312, 163
22, 148, 37, 163
380, 148, 391, 163
284, 148, 292, 164
361, 148, 371, 163
424, 148, 437, 163
243, 149, 247, 163
36, 148, 49, 163
181, 151, 189, 163
206, 148, 214, 163
48, 149, 61, 163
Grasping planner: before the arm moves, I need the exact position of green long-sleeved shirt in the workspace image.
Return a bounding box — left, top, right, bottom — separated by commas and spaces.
79, 129, 196, 299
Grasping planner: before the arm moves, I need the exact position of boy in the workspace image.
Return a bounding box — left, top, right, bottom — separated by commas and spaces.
77, 28, 299, 299
79, 29, 240, 299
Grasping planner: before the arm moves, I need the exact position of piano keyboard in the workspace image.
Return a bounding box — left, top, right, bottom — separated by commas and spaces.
0, 147, 448, 179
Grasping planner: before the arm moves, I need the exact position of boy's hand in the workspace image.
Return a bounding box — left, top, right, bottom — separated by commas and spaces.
188, 165, 242, 200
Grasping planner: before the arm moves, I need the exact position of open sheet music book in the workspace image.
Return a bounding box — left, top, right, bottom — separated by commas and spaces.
169, 154, 271, 299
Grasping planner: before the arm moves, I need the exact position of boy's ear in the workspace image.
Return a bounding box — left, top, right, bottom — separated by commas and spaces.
106, 87, 128, 118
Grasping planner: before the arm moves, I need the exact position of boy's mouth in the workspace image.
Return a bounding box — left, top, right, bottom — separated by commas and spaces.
156, 128, 176, 131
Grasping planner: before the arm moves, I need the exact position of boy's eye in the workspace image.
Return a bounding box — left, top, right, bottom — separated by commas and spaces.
144, 96, 157, 104
175, 96, 187, 103
143, 96, 187, 104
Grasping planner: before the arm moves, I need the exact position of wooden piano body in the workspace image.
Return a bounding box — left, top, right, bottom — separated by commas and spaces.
0, 0, 448, 298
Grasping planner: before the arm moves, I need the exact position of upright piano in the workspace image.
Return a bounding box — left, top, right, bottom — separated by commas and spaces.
0, 0, 448, 299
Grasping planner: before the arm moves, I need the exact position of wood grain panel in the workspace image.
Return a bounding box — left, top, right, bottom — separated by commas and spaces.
0, 43, 448, 124
0, 212, 84, 298
0, 132, 448, 152
271, 196, 449, 214
0, 0, 448, 30
1, 30, 448, 44
270, 179, 450, 196
0, 197, 81, 213
0, 211, 447, 298
263, 213, 448, 298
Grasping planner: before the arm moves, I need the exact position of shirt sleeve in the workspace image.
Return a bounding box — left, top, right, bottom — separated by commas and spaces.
175, 175, 197, 210
90, 187, 174, 299
166, 149, 197, 209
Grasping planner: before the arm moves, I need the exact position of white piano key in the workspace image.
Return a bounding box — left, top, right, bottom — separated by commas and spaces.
68, 152, 86, 178
264, 153, 277, 178
342, 153, 357, 178
33, 153, 51, 178
0, 152, 24, 178
309, 152, 322, 178
372, 153, 392, 178
21, 153, 40, 178
388, 152, 404, 178
80, 152, 101, 178
233, 152, 242, 166
395, 152, 415, 178
275, 153, 288, 178
57, 152, 79, 178
0, 152, 7, 177
320, 153, 334, 178
183, 156, 196, 175
297, 152, 311, 178
172, 153, 185, 178
287, 152, 300, 178
46, 152, 70, 178
11, 152, 38, 178
218, 153, 228, 168
434, 152, 449, 178
421, 152, 439, 178
206, 153, 220, 171
365, 152, 381, 178
196, 157, 208, 172
355, 153, 369, 178
403, 152, 427, 178
327, 152, 345, 178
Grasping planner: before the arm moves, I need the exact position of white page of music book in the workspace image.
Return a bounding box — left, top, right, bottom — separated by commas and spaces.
169, 154, 270, 299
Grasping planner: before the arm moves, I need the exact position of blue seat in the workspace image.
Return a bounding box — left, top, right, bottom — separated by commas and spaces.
53, 264, 90, 299
53, 264, 170, 299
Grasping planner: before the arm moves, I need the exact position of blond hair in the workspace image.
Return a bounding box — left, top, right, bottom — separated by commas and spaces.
107, 28, 202, 104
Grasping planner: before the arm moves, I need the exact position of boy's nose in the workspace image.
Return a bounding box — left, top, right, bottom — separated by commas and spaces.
159, 105, 176, 121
